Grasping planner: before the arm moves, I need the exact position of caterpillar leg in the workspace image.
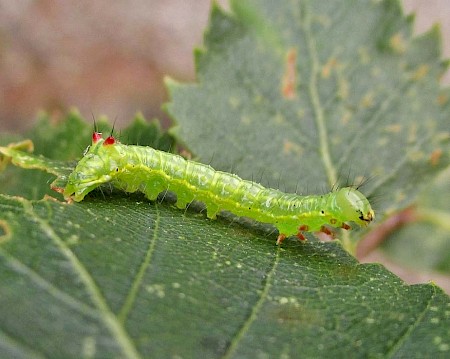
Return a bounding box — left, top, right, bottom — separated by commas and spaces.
295, 225, 308, 242
319, 226, 334, 237
175, 200, 188, 210
296, 232, 306, 241
206, 209, 218, 220
341, 223, 351, 230
276, 233, 287, 245
204, 202, 219, 220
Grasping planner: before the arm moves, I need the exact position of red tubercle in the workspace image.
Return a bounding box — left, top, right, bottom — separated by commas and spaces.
92, 132, 103, 143
341, 223, 351, 230
298, 224, 309, 232
103, 136, 116, 145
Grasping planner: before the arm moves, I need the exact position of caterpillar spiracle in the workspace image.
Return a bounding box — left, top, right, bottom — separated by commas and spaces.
63, 132, 375, 244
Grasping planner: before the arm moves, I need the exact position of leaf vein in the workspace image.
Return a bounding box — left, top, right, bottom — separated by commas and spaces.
23, 201, 142, 359
0, 329, 46, 359
0, 248, 99, 318
303, 2, 337, 187
221, 247, 281, 359
384, 286, 437, 357
117, 203, 161, 324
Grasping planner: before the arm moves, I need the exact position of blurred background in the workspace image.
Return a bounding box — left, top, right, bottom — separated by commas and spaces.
0, 0, 449, 132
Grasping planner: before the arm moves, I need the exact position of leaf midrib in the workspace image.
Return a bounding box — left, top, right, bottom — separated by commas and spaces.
22, 199, 142, 359
302, 3, 337, 187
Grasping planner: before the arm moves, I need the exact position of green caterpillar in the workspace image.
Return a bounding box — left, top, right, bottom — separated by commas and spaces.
64, 132, 375, 244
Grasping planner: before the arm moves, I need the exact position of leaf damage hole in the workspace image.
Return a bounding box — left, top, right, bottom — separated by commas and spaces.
281, 48, 297, 99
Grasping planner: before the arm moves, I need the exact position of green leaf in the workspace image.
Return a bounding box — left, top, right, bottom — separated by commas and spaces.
26, 110, 95, 160
165, 0, 450, 222
1, 193, 449, 358
383, 165, 450, 273
119, 112, 175, 152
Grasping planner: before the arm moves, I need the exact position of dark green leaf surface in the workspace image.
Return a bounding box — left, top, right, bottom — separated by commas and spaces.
27, 111, 94, 160
0, 131, 449, 357
1, 193, 449, 358
166, 0, 450, 220
1, 0, 450, 357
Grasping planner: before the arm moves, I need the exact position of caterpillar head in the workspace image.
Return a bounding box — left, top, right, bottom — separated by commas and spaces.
63, 132, 120, 202
335, 187, 374, 228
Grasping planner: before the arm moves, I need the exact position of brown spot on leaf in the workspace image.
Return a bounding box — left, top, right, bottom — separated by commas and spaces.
321, 57, 337, 78
282, 140, 303, 156
385, 124, 402, 133
430, 148, 442, 166
389, 33, 407, 54
412, 64, 429, 81
360, 92, 375, 108
281, 48, 297, 99
437, 93, 448, 106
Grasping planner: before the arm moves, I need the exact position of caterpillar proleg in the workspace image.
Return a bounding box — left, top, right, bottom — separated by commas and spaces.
64, 132, 375, 244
